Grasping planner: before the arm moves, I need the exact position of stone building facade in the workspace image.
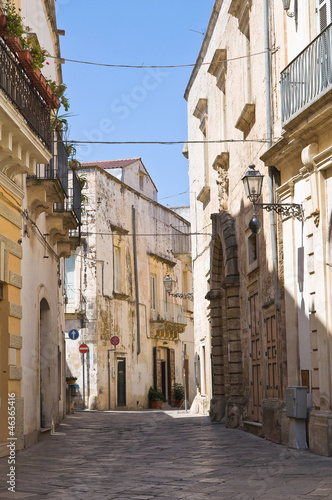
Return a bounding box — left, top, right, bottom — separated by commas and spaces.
65, 159, 195, 411
0, 0, 80, 455
185, 0, 332, 455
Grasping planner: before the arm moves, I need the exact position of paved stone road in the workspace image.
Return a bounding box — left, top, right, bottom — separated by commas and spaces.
0, 409, 331, 499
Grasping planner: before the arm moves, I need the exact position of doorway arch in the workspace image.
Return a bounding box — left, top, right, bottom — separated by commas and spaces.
206, 211, 246, 426
40, 297, 51, 429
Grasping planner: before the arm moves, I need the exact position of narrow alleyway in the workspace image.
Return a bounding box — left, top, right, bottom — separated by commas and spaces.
0, 410, 331, 500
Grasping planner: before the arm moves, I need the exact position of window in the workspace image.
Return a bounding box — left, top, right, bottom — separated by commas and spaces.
113, 246, 122, 293
193, 98, 210, 204
246, 229, 258, 273
139, 173, 144, 191
318, 0, 332, 32
65, 254, 76, 311
150, 274, 157, 310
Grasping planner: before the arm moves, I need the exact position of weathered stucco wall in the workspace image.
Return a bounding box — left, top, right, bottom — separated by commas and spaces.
66, 166, 195, 410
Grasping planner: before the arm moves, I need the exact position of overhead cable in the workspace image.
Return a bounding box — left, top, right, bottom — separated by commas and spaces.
70, 138, 279, 146
50, 48, 276, 69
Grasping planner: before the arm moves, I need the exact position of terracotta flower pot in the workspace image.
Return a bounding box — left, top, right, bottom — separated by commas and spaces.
18, 49, 34, 70
6, 35, 21, 52
49, 93, 60, 109
150, 400, 163, 409
0, 10, 8, 36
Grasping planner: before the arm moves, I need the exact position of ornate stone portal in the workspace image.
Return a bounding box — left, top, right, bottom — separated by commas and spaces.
206, 211, 247, 426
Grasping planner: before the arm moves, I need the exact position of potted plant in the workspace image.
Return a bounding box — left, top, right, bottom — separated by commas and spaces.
1, 0, 25, 51
66, 376, 77, 385
174, 383, 185, 407
148, 387, 164, 409
0, 8, 8, 36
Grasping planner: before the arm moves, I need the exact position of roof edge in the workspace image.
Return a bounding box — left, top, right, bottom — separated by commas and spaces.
184, 0, 223, 101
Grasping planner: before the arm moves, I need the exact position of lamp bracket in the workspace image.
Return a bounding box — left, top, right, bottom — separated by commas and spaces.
255, 203, 304, 222
168, 292, 193, 301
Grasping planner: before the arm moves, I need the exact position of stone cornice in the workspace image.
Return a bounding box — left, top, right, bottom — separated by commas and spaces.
0, 171, 24, 201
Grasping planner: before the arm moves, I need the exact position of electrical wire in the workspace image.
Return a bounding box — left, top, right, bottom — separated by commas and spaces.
80, 230, 211, 237
50, 48, 275, 69
69, 138, 278, 146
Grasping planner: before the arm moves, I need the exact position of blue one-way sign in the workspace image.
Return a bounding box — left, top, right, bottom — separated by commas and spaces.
69, 329, 79, 340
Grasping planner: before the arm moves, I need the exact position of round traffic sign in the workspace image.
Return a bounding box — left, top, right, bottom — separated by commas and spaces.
110, 336, 120, 346
69, 329, 79, 340
79, 343, 89, 353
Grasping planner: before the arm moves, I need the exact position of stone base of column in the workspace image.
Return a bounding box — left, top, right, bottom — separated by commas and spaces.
226, 396, 248, 428
262, 399, 285, 444
308, 410, 332, 456
209, 396, 226, 422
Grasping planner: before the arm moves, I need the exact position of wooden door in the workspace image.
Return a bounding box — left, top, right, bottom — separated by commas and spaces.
265, 312, 278, 398
249, 291, 262, 422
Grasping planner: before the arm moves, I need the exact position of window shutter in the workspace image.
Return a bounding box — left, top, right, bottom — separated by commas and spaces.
318, 0, 332, 32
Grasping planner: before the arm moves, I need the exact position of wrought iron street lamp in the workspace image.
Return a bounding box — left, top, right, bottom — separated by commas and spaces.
163, 273, 193, 301
242, 164, 304, 234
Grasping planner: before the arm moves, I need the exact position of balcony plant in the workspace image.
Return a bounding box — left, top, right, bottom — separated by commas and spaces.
148, 386, 164, 409
47, 81, 69, 112
1, 1, 25, 39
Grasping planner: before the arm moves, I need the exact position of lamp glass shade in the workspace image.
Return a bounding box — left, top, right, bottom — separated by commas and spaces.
282, 0, 291, 10
242, 164, 264, 203
163, 274, 173, 292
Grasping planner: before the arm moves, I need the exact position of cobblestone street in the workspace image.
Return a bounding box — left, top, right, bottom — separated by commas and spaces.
0, 410, 331, 500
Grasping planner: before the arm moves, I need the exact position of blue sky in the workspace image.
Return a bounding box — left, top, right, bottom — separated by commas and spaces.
56, 1, 215, 206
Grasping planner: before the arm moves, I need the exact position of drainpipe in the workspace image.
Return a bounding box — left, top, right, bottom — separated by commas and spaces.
264, 0, 279, 311
132, 206, 141, 355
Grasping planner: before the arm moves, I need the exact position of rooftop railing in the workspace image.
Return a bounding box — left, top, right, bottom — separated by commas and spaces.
0, 37, 51, 149
281, 23, 332, 125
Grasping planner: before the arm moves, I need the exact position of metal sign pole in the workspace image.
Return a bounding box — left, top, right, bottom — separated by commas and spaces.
183, 343, 187, 412
108, 344, 117, 410
82, 352, 85, 410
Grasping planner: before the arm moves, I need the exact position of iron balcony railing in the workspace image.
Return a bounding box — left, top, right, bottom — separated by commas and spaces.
150, 300, 187, 325
30, 131, 69, 196
0, 36, 51, 149
281, 23, 332, 125
54, 169, 82, 225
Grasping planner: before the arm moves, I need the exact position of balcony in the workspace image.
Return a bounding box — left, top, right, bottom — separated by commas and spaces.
27, 132, 68, 217
150, 300, 187, 340
0, 36, 51, 149
54, 169, 82, 226
171, 224, 191, 259
281, 24, 332, 127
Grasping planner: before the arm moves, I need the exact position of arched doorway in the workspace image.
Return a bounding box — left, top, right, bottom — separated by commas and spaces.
206, 211, 246, 427
40, 298, 51, 429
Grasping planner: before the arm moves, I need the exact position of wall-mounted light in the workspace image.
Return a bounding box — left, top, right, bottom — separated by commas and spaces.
242, 164, 304, 235
163, 273, 193, 301
282, 0, 298, 22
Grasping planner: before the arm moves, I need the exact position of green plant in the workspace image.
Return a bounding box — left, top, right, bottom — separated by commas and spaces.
148, 387, 165, 402
29, 39, 50, 69
47, 81, 70, 111
66, 376, 77, 383
174, 383, 185, 401
3, 0, 25, 38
